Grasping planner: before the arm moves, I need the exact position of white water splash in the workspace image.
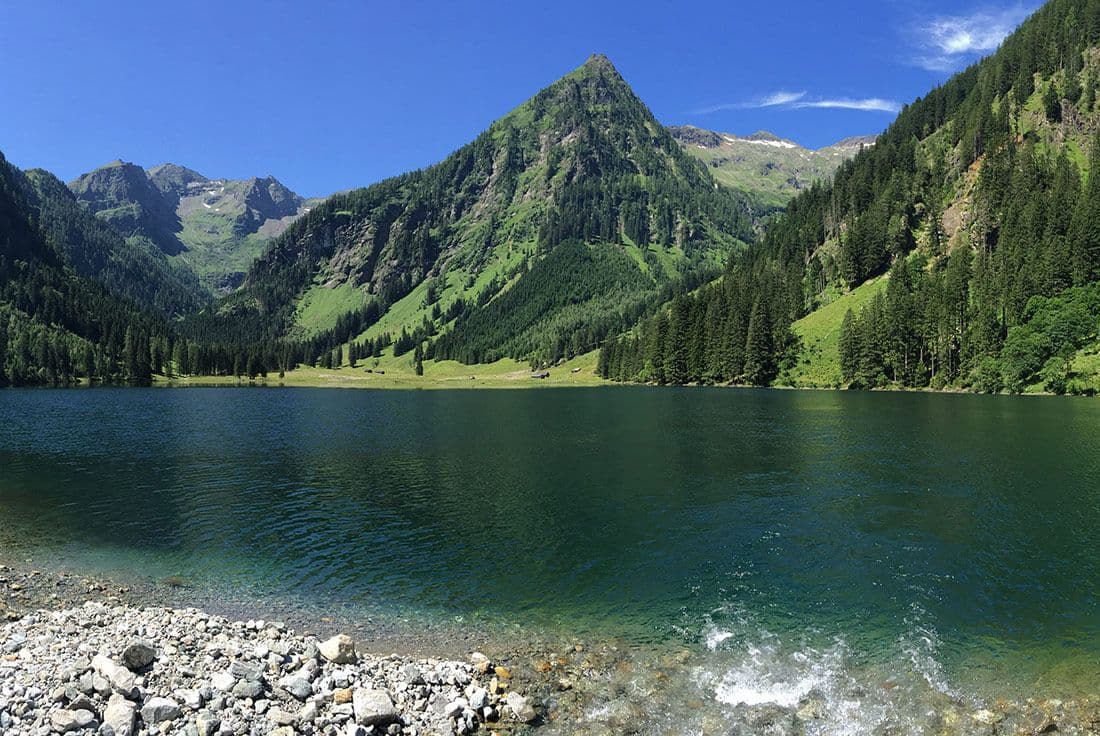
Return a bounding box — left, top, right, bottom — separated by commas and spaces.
691, 614, 961, 736
706, 634, 845, 708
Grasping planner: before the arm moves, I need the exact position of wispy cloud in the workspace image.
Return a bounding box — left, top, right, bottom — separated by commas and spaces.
757, 90, 807, 107
791, 97, 901, 113
912, 4, 1037, 71
692, 91, 806, 114
693, 90, 899, 115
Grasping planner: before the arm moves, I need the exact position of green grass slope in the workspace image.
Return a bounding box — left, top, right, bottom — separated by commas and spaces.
778, 276, 889, 388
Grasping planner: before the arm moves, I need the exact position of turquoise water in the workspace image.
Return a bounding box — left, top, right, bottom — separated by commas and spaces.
2, 387, 1099, 730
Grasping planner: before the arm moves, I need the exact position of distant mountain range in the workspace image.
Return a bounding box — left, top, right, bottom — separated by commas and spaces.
669, 125, 876, 206
68, 161, 321, 294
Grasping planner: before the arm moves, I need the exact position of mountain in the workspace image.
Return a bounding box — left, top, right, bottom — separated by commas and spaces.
68, 161, 184, 254
0, 149, 178, 386
18, 167, 207, 316
669, 125, 876, 206
69, 161, 318, 295
602, 0, 1100, 395
191, 54, 763, 367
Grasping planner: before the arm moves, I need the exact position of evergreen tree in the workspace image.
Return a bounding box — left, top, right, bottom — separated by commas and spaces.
742, 297, 774, 386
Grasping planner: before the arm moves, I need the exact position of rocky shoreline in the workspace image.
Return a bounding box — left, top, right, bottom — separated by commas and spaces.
6, 562, 1100, 735
1, 601, 545, 735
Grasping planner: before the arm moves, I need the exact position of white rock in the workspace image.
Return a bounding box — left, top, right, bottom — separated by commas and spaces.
353, 688, 398, 726
319, 634, 357, 664
104, 693, 137, 736
506, 691, 537, 722
210, 671, 236, 691
92, 654, 136, 696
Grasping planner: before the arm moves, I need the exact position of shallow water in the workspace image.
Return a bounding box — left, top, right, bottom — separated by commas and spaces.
2, 387, 1099, 730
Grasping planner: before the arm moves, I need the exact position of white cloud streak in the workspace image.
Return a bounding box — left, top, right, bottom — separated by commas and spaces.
791, 97, 901, 113
694, 90, 900, 115
913, 4, 1037, 71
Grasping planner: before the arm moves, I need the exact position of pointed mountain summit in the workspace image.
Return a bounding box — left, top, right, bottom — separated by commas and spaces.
211, 55, 760, 364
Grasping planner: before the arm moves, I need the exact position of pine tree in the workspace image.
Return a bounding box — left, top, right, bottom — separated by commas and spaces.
1072, 135, 1100, 284
742, 297, 774, 386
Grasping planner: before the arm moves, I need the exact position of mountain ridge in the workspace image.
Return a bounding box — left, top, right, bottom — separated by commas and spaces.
668, 124, 877, 206
68, 160, 318, 295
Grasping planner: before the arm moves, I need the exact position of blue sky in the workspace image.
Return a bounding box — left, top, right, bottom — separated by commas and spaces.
0, 0, 1038, 197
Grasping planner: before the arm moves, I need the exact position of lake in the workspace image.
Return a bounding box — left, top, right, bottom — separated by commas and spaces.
2, 386, 1099, 732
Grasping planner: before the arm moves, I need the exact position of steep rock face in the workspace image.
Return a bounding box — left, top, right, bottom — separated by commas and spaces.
216, 54, 759, 360
70, 162, 315, 296
19, 168, 207, 316
147, 163, 207, 199
69, 161, 185, 255
231, 177, 305, 236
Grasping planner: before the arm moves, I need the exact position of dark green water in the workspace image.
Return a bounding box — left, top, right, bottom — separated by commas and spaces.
2, 387, 1099, 730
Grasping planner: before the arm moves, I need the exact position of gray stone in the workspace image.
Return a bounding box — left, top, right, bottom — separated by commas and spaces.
232, 679, 264, 699
230, 660, 262, 682
50, 708, 97, 732
68, 695, 96, 713
92, 655, 136, 697
140, 696, 182, 726
120, 640, 156, 671
345, 724, 367, 736
195, 712, 221, 736
318, 634, 357, 664
298, 701, 318, 723
506, 691, 537, 723
104, 694, 137, 736
178, 688, 204, 710
466, 686, 489, 711
278, 675, 312, 701
401, 664, 424, 686
352, 688, 398, 726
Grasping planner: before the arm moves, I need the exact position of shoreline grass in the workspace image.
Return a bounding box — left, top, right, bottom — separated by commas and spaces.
157, 351, 607, 390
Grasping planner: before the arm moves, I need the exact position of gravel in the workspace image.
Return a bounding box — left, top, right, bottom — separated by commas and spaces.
0, 603, 539, 735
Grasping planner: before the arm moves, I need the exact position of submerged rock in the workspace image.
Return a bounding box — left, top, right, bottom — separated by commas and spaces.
505, 691, 537, 722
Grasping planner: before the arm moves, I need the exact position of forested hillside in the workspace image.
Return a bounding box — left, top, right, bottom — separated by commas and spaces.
188, 55, 765, 368
0, 150, 177, 386
602, 0, 1100, 394
19, 168, 208, 317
